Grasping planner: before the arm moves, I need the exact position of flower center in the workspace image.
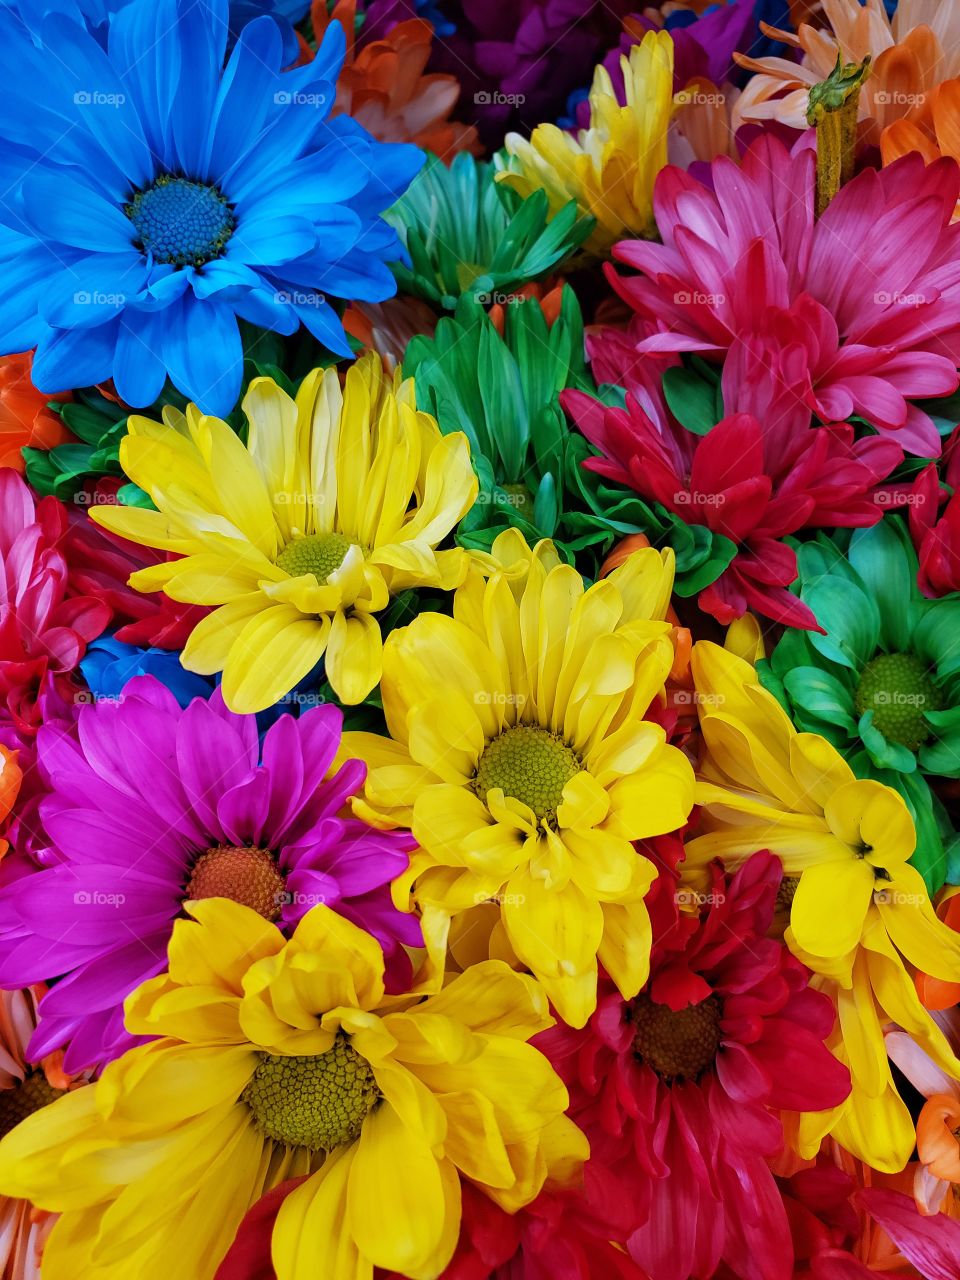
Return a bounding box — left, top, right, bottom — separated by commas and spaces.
126, 176, 235, 268
777, 874, 800, 912
184, 845, 285, 922
473, 725, 582, 822
853, 653, 943, 752
0, 1072, 66, 1139
276, 532, 354, 583
242, 1035, 381, 1151
630, 992, 722, 1083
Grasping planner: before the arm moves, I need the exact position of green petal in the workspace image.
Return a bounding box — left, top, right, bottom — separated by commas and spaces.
858, 711, 917, 773
783, 665, 858, 732
919, 725, 960, 779
802, 574, 879, 670
848, 520, 920, 652
913, 602, 960, 680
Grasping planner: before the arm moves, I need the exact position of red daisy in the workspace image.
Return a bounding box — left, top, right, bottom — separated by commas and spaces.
535, 851, 851, 1280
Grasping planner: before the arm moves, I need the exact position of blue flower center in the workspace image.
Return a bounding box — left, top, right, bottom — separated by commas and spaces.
126, 176, 235, 268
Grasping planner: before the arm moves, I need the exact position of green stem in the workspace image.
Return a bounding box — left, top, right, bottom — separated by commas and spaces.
806, 54, 871, 217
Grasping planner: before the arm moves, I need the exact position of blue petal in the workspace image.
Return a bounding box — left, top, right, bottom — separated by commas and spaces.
23, 171, 134, 251
163, 293, 242, 416
289, 293, 352, 357
204, 16, 284, 182
231, 212, 319, 265
113, 311, 168, 407
39, 250, 147, 329
32, 318, 119, 394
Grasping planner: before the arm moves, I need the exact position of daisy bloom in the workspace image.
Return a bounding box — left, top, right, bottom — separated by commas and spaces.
0, 354, 70, 472
497, 32, 677, 258
0, 986, 88, 1280
733, 0, 960, 141
539, 852, 851, 1280
342, 530, 697, 1028
0, 675, 420, 1072
0, 0, 423, 415
89, 353, 478, 712
685, 640, 960, 1170
0, 898, 586, 1280
610, 136, 960, 455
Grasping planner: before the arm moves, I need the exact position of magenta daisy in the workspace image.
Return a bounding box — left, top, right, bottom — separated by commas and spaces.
0, 676, 420, 1073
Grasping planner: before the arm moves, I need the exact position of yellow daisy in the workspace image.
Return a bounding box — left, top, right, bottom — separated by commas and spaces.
495, 31, 677, 258
341, 530, 696, 1029
0, 899, 585, 1280
90, 353, 478, 712
685, 640, 960, 1170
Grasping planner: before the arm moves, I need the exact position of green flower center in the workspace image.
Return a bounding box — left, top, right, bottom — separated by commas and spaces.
126, 176, 234, 268
242, 1035, 381, 1151
854, 653, 943, 752
276, 532, 354, 583
473, 725, 582, 822
630, 992, 722, 1082
184, 845, 285, 922
0, 1072, 66, 1139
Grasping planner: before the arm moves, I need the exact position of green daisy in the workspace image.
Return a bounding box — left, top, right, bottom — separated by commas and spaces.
759, 518, 960, 890
384, 152, 593, 311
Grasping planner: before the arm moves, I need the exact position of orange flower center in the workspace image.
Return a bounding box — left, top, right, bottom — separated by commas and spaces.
184, 845, 286, 922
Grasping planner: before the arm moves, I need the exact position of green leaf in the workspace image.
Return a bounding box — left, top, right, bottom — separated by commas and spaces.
662, 366, 719, 436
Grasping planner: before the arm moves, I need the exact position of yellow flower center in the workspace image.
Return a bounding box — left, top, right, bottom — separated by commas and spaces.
473, 725, 582, 822
853, 653, 943, 752
0, 1072, 66, 1138
630, 992, 722, 1082
276, 531, 354, 582
242, 1035, 381, 1151
184, 845, 285, 922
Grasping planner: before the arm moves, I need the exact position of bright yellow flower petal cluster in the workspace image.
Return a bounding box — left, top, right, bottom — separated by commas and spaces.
91, 353, 478, 712
342, 531, 696, 1029
0, 898, 584, 1280
685, 641, 960, 1170
496, 30, 677, 258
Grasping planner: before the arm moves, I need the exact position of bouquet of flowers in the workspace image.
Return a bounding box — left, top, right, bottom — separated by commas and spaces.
0, 1, 958, 1277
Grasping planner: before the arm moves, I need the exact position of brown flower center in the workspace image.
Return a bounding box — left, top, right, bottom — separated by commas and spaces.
630, 992, 722, 1082
0, 1071, 66, 1139
184, 845, 286, 922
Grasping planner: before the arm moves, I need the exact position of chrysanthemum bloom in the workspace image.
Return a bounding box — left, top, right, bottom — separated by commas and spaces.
610, 137, 960, 455
0, 0, 423, 416
0, 353, 70, 472
733, 0, 960, 141
564, 327, 901, 629
89, 353, 477, 711
760, 521, 960, 887
539, 852, 851, 1280
342, 530, 696, 1028
882, 80, 960, 222
0, 986, 88, 1280
685, 641, 960, 1170
310, 0, 477, 155
497, 32, 677, 259
0, 469, 110, 738
0, 675, 421, 1072
0, 898, 586, 1280
887, 1009, 960, 1215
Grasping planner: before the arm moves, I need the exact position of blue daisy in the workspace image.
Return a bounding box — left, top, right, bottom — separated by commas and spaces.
0, 0, 423, 415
